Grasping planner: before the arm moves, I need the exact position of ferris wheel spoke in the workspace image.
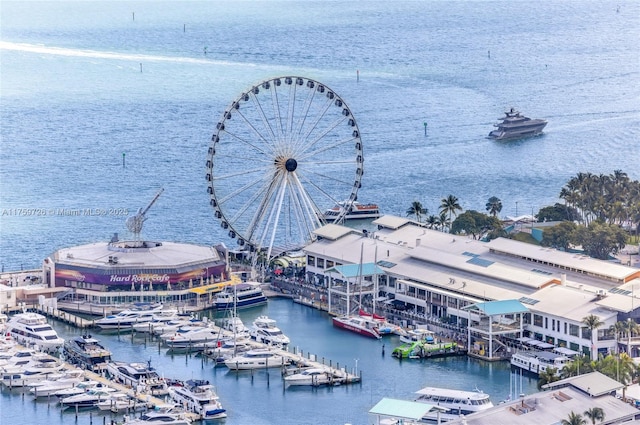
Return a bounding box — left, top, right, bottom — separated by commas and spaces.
220, 113, 278, 158
212, 165, 272, 186
243, 175, 283, 243
290, 95, 336, 154
299, 135, 357, 162
297, 172, 353, 207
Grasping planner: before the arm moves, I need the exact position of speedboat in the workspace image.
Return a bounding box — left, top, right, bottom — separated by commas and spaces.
151, 317, 205, 336
52, 380, 106, 397
488, 107, 547, 140
63, 334, 112, 371
214, 282, 268, 310
106, 361, 168, 396
249, 315, 290, 346
1, 355, 65, 387
168, 379, 226, 420
323, 200, 381, 220
414, 386, 494, 422
124, 405, 192, 425
203, 338, 252, 365
94, 305, 165, 330
332, 315, 381, 339
28, 369, 85, 397
283, 367, 335, 387
5, 312, 64, 353
224, 348, 290, 370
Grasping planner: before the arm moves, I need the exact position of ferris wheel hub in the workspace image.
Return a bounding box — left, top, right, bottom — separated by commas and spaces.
285, 158, 298, 172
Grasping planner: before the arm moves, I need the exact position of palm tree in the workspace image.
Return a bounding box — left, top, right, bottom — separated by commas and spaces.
485, 196, 503, 217
583, 407, 605, 424
439, 195, 462, 230
623, 319, 640, 356
425, 215, 438, 229
582, 314, 604, 360
537, 366, 560, 389
406, 201, 427, 222
562, 411, 587, 425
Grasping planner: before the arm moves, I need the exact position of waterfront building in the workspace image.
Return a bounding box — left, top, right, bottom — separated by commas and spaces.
41, 236, 232, 310
303, 216, 640, 360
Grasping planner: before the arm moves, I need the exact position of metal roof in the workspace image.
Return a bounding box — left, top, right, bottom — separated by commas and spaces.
543, 371, 624, 396
464, 299, 529, 316
312, 223, 360, 241
325, 263, 384, 278
368, 397, 437, 420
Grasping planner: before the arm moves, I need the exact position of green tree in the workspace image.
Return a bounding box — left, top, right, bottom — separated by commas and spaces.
406, 201, 427, 222
541, 221, 577, 251
582, 314, 604, 360
537, 203, 581, 222
537, 366, 560, 390
425, 215, 438, 229
573, 222, 627, 259
485, 196, 503, 217
439, 195, 462, 230
561, 411, 587, 425
451, 210, 503, 240
583, 407, 605, 424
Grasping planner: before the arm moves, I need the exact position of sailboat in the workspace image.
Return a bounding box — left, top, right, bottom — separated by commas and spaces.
332, 244, 381, 339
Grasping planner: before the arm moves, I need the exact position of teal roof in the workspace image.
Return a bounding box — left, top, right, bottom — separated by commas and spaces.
464, 299, 529, 316
325, 263, 384, 278
368, 398, 435, 420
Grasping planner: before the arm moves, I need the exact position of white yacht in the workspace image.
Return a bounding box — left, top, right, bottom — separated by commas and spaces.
52, 380, 105, 397
151, 317, 205, 336
95, 305, 166, 330
124, 405, 192, 425
224, 348, 290, 370
96, 392, 148, 413
414, 386, 494, 422
106, 361, 168, 396
204, 338, 252, 365
221, 315, 251, 340
131, 310, 180, 333
1, 355, 65, 387
29, 370, 85, 397
249, 315, 290, 346
214, 282, 267, 310
161, 325, 220, 349
168, 379, 226, 420
283, 367, 335, 387
59, 386, 117, 409
5, 312, 64, 353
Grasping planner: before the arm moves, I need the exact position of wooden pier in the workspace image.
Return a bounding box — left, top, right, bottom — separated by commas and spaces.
33, 305, 96, 328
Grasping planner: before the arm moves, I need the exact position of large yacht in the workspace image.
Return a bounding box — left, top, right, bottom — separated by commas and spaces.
106, 361, 168, 396
224, 348, 290, 370
5, 312, 64, 353
488, 108, 547, 140
94, 305, 166, 330
414, 386, 494, 422
168, 380, 226, 420
63, 334, 112, 371
249, 315, 290, 347
323, 200, 381, 221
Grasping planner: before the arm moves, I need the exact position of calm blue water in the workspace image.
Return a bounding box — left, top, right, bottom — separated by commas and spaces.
0, 1, 639, 423
0, 298, 538, 425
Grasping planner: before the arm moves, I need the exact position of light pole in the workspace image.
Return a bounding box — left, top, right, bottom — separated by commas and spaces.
515, 201, 518, 217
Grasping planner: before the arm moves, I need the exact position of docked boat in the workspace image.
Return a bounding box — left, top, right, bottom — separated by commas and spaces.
131, 310, 180, 333
106, 361, 169, 396
221, 315, 251, 340
161, 325, 220, 349
392, 340, 458, 359
488, 107, 548, 140
399, 328, 435, 344
168, 379, 226, 420
5, 312, 65, 353
510, 349, 572, 376
214, 282, 268, 310
224, 348, 290, 370
283, 367, 335, 387
52, 380, 106, 397
29, 374, 85, 397
249, 315, 290, 347
63, 334, 112, 371
1, 354, 65, 387
96, 392, 148, 413
203, 338, 252, 365
332, 315, 381, 339
414, 386, 494, 422
323, 200, 381, 220
124, 405, 192, 425
94, 305, 166, 330
59, 386, 117, 409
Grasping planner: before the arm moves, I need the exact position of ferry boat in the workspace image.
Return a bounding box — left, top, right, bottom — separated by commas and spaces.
168, 380, 226, 420
399, 328, 435, 344
224, 348, 290, 370
249, 315, 290, 346
214, 282, 268, 310
323, 200, 381, 221
488, 107, 548, 140
510, 349, 572, 376
106, 361, 168, 396
63, 334, 112, 371
332, 315, 381, 339
414, 386, 494, 422
5, 312, 64, 353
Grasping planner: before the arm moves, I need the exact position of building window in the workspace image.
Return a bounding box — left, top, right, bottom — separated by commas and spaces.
533, 314, 543, 327
569, 324, 579, 337
307, 256, 315, 267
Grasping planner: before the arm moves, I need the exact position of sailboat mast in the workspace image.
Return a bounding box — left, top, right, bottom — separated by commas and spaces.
373, 245, 378, 315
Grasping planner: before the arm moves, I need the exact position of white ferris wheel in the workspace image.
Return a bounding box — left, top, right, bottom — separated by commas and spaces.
206, 76, 364, 260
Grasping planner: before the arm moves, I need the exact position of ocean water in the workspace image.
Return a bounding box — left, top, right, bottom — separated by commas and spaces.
0, 1, 639, 423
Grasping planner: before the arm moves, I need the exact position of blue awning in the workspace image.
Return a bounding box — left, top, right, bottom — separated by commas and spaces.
325, 263, 384, 278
